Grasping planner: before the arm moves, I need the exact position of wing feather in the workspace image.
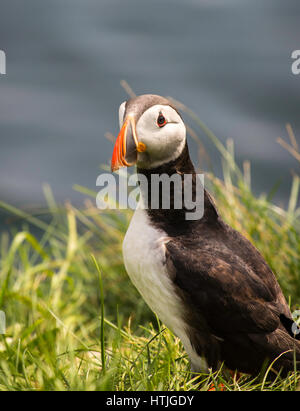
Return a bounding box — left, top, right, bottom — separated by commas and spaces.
165, 231, 289, 337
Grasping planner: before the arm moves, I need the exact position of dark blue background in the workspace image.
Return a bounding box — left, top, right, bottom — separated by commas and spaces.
0, 0, 299, 211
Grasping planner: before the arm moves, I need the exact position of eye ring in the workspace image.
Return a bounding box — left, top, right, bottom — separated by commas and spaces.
157, 113, 167, 128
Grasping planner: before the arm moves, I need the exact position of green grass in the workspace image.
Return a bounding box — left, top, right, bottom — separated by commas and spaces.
0, 106, 299, 391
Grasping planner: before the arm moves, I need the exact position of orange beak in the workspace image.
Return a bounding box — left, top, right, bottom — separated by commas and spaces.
111, 116, 146, 172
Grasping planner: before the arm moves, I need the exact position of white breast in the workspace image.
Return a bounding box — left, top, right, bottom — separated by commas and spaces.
122, 202, 208, 372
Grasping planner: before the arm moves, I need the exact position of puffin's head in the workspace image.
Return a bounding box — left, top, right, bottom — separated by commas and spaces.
111, 94, 186, 171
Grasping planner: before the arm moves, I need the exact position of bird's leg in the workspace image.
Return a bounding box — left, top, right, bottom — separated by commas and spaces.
208, 370, 243, 391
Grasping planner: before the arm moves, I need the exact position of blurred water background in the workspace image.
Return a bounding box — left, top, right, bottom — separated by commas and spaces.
0, 0, 299, 227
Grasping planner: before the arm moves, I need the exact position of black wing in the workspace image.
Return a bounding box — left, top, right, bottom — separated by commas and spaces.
165, 224, 300, 373
166, 241, 283, 335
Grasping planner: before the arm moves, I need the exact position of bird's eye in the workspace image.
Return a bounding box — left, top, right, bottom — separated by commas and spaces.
157, 113, 167, 128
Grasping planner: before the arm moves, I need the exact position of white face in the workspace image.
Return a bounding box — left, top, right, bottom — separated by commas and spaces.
119, 103, 186, 169
119, 101, 126, 129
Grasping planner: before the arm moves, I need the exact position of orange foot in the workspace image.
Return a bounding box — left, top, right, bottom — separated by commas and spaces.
208, 370, 242, 391
208, 383, 225, 391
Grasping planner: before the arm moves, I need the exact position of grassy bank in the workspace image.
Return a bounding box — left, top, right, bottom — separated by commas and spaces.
0, 105, 299, 391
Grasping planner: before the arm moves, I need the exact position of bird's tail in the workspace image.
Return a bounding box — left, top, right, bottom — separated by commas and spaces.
251, 328, 300, 375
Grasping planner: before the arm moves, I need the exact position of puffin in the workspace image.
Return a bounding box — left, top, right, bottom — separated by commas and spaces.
111, 94, 300, 376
